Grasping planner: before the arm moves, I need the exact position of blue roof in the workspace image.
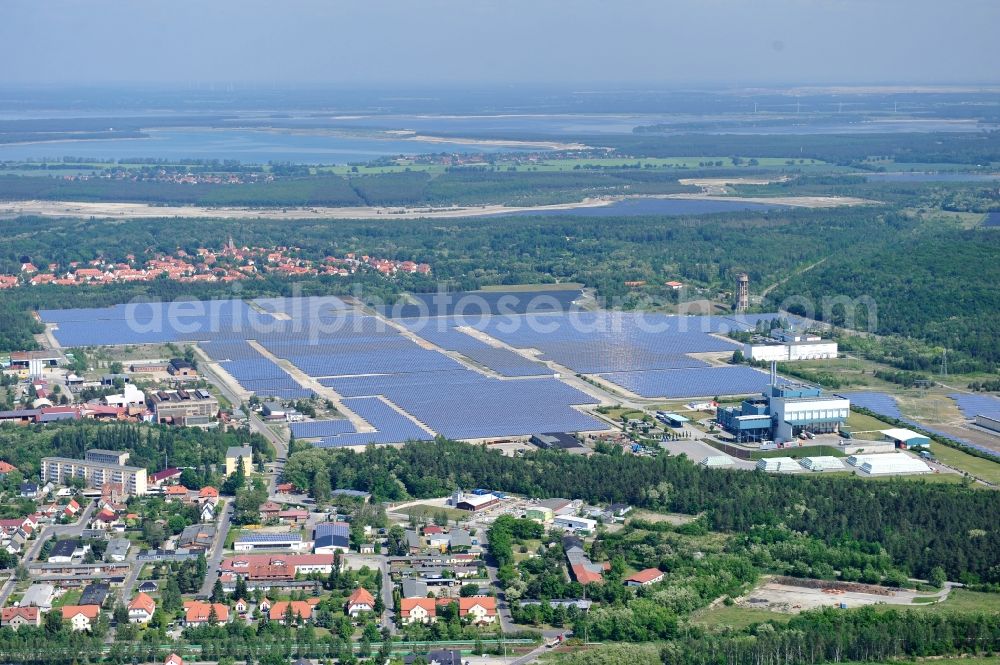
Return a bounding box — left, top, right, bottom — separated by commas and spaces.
235, 532, 302, 543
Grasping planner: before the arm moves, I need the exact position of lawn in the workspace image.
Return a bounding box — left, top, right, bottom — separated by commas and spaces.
928, 444, 1000, 485
396, 504, 468, 523
52, 589, 82, 608
912, 589, 1000, 613
847, 410, 893, 434
692, 604, 792, 630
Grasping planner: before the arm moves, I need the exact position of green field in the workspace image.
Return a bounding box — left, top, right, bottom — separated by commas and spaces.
395, 504, 468, 523
912, 589, 1000, 613
692, 604, 793, 629
928, 444, 1000, 485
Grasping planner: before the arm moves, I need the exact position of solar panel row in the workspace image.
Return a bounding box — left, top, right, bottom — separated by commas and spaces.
949, 393, 1000, 421
598, 366, 774, 398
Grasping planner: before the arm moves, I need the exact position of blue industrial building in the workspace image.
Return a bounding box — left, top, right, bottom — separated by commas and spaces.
717, 381, 851, 444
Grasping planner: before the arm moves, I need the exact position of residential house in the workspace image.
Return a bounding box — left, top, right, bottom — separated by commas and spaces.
178, 524, 216, 550
399, 598, 437, 625
1, 606, 40, 630
458, 597, 497, 624
625, 568, 664, 587
105, 538, 131, 562
183, 601, 229, 626
61, 605, 101, 631
197, 486, 219, 504
233, 598, 250, 615
259, 501, 282, 522
164, 485, 189, 501
165, 654, 184, 665
346, 587, 375, 617
128, 592, 156, 624
269, 600, 315, 624
48, 539, 88, 564
278, 509, 308, 526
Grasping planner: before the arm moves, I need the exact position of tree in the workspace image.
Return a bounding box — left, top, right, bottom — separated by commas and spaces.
312, 468, 331, 503
211, 578, 225, 603
112, 603, 129, 626
929, 566, 947, 588
44, 608, 63, 634
233, 574, 249, 602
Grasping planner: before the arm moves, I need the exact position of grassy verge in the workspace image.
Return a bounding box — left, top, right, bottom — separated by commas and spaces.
929, 444, 1000, 485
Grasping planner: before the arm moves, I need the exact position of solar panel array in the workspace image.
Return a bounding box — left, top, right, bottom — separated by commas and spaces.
324, 369, 604, 439
404, 323, 552, 377
200, 339, 313, 399
290, 419, 358, 439
839, 391, 1000, 462
950, 393, 1000, 421
837, 391, 903, 419
42, 299, 276, 347
472, 312, 745, 374
599, 366, 774, 398
380, 288, 583, 319
313, 397, 433, 447
39, 296, 806, 442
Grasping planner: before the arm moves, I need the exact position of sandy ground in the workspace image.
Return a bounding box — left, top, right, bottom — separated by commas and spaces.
0, 193, 870, 221
738, 581, 938, 612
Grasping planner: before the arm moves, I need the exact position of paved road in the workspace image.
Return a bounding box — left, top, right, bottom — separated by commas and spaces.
478, 531, 515, 634
378, 556, 397, 635
0, 498, 98, 606
198, 358, 288, 483
197, 499, 234, 599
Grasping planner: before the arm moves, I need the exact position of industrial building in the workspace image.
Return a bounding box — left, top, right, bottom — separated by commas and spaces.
744, 330, 839, 363
701, 455, 734, 468
975, 414, 1000, 435
848, 452, 932, 475
755, 457, 803, 472
149, 389, 218, 426
449, 491, 500, 512
880, 428, 931, 450
313, 522, 350, 554
41, 449, 147, 496
717, 378, 850, 444
553, 515, 598, 532
799, 456, 846, 472
233, 532, 307, 552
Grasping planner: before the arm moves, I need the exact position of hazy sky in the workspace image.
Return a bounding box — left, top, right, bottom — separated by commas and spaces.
2, 0, 998, 87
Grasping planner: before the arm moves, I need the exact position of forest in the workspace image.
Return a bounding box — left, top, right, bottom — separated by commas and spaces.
0, 168, 696, 208
770, 227, 1000, 367
282, 439, 1000, 582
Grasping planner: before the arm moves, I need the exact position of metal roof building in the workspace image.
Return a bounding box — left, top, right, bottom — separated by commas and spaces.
799, 456, 846, 472
755, 456, 803, 472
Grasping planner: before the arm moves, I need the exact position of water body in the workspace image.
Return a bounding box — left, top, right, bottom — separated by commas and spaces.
866, 172, 1000, 183
510, 198, 783, 217
0, 127, 539, 164
983, 212, 1000, 228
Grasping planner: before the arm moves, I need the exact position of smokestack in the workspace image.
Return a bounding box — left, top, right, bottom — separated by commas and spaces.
770, 360, 777, 387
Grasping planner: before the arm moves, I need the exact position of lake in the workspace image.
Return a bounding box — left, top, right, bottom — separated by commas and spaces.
0, 127, 539, 165
510, 198, 784, 217
866, 172, 1000, 183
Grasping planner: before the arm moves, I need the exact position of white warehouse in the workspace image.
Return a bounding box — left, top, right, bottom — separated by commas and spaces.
744, 331, 838, 363
756, 457, 803, 472
799, 456, 846, 472
554, 515, 598, 532
701, 456, 735, 468
848, 453, 932, 476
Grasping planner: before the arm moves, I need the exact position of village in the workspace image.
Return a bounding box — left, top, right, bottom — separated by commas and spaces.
0, 240, 430, 289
